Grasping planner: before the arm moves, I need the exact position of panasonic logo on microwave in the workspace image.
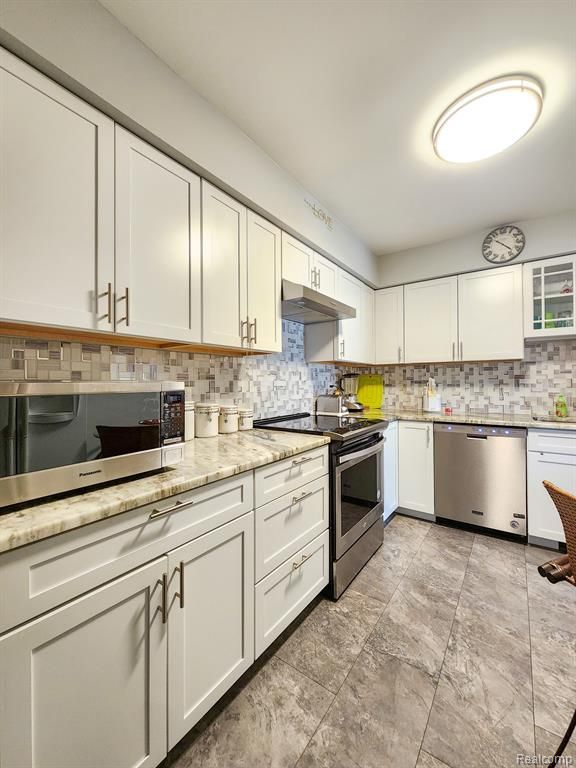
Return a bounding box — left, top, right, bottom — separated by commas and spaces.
78, 469, 103, 478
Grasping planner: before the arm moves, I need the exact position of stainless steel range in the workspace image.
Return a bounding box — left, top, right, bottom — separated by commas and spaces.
254, 412, 388, 598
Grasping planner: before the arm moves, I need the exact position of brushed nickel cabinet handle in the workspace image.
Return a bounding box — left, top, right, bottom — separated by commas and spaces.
174, 561, 185, 609
117, 287, 130, 326
460, 341, 463, 360
157, 573, 168, 624
291, 490, 313, 505
98, 282, 113, 323
317, 269, 321, 290
398, 346, 401, 363
452, 342, 455, 360
149, 499, 194, 519
250, 318, 257, 345
240, 316, 250, 345
292, 455, 313, 466
292, 554, 309, 571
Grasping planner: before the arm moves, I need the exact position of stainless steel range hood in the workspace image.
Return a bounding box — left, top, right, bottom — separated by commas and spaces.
281, 279, 356, 324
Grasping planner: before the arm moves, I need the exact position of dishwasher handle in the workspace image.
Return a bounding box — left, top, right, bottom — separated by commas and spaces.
466, 433, 488, 440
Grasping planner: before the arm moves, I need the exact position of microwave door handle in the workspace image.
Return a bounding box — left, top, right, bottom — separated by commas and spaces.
338, 440, 383, 465
5, 399, 17, 475
16, 399, 29, 474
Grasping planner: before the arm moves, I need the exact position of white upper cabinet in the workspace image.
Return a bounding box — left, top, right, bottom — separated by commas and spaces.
523, 255, 576, 339
282, 233, 313, 286
374, 286, 404, 364
336, 270, 365, 363
404, 276, 458, 363
115, 128, 201, 342
0, 49, 114, 332
312, 253, 338, 298
247, 212, 282, 352
202, 182, 248, 348
458, 265, 523, 361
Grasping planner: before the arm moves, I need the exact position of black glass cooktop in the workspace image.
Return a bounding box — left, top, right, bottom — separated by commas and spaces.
254, 412, 388, 441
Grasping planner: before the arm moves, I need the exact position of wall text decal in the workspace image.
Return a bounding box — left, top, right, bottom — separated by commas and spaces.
304, 199, 334, 231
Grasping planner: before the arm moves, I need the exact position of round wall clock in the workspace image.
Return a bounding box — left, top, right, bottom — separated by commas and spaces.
482, 225, 525, 264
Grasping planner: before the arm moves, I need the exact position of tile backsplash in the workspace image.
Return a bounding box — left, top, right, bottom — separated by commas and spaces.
1, 325, 574, 419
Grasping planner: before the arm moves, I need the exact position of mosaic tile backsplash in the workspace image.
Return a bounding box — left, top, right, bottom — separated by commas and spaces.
0, 323, 574, 419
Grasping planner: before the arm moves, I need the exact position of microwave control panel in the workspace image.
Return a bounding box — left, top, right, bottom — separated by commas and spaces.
161, 390, 185, 444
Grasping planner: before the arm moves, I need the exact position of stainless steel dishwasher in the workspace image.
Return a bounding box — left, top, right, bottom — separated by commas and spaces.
434, 423, 527, 536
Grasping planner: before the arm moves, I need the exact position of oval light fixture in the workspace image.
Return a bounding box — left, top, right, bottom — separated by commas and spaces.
433, 75, 543, 163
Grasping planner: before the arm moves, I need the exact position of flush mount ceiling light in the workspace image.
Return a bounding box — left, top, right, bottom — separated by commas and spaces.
433, 75, 543, 163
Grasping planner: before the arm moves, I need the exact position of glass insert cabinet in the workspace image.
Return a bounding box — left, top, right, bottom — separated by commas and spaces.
523, 255, 576, 338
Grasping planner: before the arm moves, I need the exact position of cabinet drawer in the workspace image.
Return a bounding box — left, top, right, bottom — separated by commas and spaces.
528, 429, 576, 456
0, 473, 253, 634
255, 476, 329, 582
254, 529, 329, 658
254, 447, 328, 507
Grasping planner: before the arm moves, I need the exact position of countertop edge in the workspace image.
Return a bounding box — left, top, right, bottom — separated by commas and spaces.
0, 431, 330, 556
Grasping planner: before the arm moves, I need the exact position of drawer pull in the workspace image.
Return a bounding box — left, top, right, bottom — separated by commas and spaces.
292, 490, 313, 505
149, 499, 194, 519
292, 456, 313, 467
292, 553, 310, 571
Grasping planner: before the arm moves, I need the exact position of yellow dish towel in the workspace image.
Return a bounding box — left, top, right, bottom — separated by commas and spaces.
357, 374, 384, 409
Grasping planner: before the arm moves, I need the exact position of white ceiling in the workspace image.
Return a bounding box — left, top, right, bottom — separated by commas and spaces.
99, 0, 576, 255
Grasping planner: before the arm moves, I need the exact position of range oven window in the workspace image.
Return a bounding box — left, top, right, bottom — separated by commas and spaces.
340, 451, 381, 536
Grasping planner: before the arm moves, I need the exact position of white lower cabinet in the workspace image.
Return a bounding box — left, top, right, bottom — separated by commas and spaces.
527, 429, 576, 544
167, 513, 254, 749
255, 529, 330, 658
398, 421, 435, 518
383, 421, 399, 521
0, 558, 168, 768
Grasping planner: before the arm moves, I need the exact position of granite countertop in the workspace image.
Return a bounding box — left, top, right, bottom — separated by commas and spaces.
368, 408, 576, 431
0, 430, 330, 555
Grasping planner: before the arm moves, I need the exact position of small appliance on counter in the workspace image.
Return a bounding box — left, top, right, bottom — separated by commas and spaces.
316, 393, 349, 416
336, 374, 364, 412
0, 382, 186, 509
423, 377, 442, 412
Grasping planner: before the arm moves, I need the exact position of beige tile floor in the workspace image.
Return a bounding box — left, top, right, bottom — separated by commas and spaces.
164, 515, 576, 768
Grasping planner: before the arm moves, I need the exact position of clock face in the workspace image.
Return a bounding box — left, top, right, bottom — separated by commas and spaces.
482, 225, 525, 264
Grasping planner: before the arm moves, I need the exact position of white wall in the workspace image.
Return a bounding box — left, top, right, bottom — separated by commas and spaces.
0, 0, 378, 285
378, 211, 576, 287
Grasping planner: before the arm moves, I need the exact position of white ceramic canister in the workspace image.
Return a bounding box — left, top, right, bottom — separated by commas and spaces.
219, 404, 239, 434
195, 403, 220, 438
184, 400, 195, 440
238, 407, 254, 431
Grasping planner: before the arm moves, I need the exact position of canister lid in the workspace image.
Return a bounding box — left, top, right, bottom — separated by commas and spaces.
219, 405, 238, 414
238, 407, 254, 416
196, 402, 220, 414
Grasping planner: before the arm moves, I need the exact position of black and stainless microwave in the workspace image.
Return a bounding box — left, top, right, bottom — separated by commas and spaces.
0, 382, 186, 509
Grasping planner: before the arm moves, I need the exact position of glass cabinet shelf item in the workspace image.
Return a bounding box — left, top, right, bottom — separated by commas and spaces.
524, 255, 576, 338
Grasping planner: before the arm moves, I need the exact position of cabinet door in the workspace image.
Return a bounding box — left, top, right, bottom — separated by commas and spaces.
398, 421, 434, 518
458, 265, 523, 361
523, 255, 576, 338
167, 513, 254, 748
337, 271, 365, 362
0, 49, 114, 331
404, 277, 458, 363
383, 421, 399, 521
361, 282, 375, 364
247, 212, 282, 352
375, 286, 405, 364
0, 558, 167, 768
115, 128, 201, 341
313, 253, 338, 298
202, 182, 247, 347
528, 451, 576, 543
282, 232, 313, 286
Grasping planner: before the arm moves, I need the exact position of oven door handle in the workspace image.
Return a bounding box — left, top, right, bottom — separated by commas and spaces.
337, 439, 384, 465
